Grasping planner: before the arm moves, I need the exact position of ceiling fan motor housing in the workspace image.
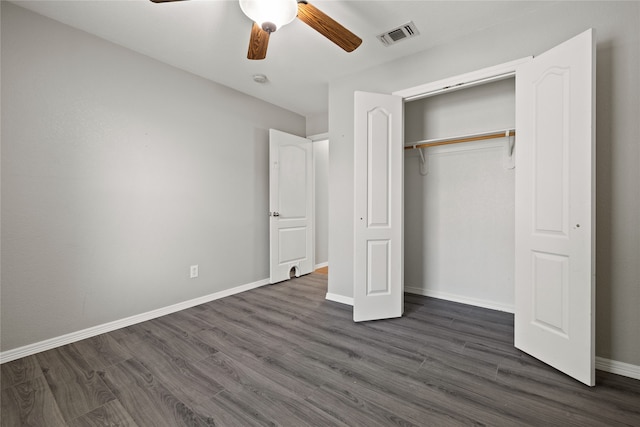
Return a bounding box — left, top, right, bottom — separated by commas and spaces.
262, 22, 277, 33
239, 0, 298, 32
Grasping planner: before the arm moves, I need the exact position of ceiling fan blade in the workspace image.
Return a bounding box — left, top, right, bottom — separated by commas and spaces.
149, 0, 188, 3
247, 22, 270, 60
296, 1, 362, 53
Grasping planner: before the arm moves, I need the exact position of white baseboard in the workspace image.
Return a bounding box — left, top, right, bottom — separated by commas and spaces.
314, 261, 328, 270
6, 280, 638, 383
596, 357, 640, 380
405, 285, 515, 313
0, 278, 270, 364
325, 286, 512, 312
325, 293, 353, 306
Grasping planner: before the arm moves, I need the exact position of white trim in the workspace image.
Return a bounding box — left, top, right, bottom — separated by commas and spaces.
5, 278, 637, 382
393, 56, 532, 101
405, 285, 515, 314
325, 293, 354, 306
314, 261, 328, 270
0, 278, 270, 364
595, 357, 640, 380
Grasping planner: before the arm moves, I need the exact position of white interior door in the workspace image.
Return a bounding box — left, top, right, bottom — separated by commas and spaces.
269, 129, 314, 284
515, 29, 595, 385
353, 91, 404, 322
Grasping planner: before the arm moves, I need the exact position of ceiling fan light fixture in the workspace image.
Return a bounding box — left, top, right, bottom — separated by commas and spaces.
239, 0, 298, 32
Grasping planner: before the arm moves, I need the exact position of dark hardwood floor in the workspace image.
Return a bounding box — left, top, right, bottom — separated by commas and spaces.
2, 273, 639, 426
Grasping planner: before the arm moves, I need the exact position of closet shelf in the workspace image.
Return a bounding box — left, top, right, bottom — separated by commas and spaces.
405, 129, 515, 150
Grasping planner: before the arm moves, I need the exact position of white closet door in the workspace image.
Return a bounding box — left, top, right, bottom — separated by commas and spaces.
515, 29, 595, 385
353, 91, 404, 322
269, 129, 314, 284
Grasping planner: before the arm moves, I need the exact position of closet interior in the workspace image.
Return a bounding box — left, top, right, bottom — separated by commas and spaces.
403, 78, 516, 312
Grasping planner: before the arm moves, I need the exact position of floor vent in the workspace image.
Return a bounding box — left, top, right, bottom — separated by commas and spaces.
377, 21, 420, 46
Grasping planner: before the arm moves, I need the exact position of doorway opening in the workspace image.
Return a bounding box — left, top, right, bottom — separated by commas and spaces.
403, 77, 516, 313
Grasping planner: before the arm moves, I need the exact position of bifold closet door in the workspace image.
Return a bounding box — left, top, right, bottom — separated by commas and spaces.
514, 29, 595, 386
353, 91, 404, 322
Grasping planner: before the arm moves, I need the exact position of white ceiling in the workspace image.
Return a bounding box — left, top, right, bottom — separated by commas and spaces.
11, 0, 548, 117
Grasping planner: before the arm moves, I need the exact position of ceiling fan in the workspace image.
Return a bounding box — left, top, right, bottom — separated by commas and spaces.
150, 0, 362, 60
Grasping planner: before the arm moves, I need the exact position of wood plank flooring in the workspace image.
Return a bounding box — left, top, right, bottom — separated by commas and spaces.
314, 266, 328, 275
2, 273, 639, 426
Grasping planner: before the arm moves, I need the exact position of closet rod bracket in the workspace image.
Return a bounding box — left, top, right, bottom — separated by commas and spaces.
414, 145, 429, 176
505, 130, 516, 169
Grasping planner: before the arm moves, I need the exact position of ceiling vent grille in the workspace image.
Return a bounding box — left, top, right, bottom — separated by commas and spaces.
377, 21, 420, 47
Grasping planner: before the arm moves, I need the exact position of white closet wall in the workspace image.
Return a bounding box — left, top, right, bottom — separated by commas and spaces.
404, 79, 516, 312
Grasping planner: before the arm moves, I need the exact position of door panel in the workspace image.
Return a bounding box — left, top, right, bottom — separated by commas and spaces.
269, 129, 314, 284
532, 252, 569, 336
353, 92, 403, 322
533, 68, 570, 235
367, 240, 391, 294
515, 29, 595, 386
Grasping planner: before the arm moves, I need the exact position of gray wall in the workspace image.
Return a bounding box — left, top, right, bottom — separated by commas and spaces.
328, 1, 640, 366
306, 112, 328, 138
1, 3, 305, 352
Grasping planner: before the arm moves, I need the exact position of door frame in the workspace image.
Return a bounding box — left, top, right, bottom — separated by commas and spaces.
393, 57, 532, 101
390, 57, 532, 308
308, 132, 330, 271
378, 58, 530, 306
269, 129, 315, 284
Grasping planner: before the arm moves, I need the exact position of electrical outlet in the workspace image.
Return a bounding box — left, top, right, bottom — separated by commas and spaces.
190, 265, 199, 279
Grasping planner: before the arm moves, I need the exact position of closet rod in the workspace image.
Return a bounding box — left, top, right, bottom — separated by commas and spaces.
405, 129, 515, 150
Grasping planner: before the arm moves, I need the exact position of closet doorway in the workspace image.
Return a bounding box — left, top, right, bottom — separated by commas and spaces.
403, 78, 516, 313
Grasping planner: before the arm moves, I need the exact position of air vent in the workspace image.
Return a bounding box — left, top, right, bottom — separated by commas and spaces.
377, 21, 420, 47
